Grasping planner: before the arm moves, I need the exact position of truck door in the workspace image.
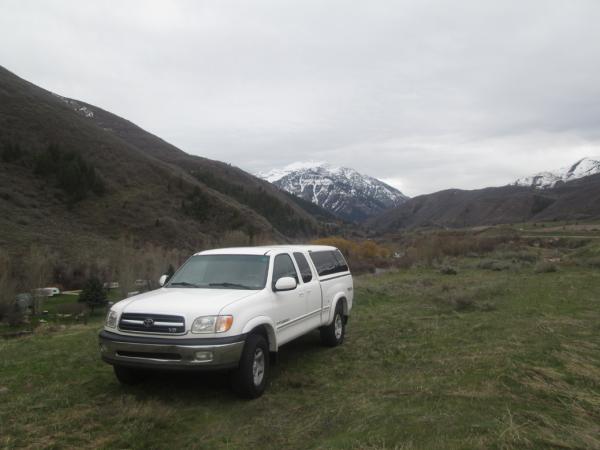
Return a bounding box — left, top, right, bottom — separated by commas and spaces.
271, 253, 306, 344
293, 251, 322, 329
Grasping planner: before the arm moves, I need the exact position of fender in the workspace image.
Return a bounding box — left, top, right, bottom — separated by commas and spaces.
326, 293, 348, 325
242, 316, 278, 352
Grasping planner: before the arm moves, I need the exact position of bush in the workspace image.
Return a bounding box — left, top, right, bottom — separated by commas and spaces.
477, 259, 511, 271
0, 250, 23, 325
495, 250, 538, 263
33, 144, 105, 203
582, 257, 600, 268
432, 282, 505, 312
391, 230, 520, 268
534, 261, 558, 273
439, 266, 458, 275
78, 277, 108, 313
1, 142, 23, 163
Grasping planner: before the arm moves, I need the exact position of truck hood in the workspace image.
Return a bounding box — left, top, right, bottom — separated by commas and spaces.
115, 288, 259, 322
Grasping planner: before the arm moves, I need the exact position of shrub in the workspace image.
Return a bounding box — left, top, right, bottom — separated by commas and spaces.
439, 266, 458, 275
477, 259, 511, 271
78, 277, 108, 313
534, 261, 558, 273
1, 142, 23, 163
0, 251, 20, 324
33, 144, 105, 203
432, 282, 505, 312
583, 257, 600, 268
495, 250, 538, 263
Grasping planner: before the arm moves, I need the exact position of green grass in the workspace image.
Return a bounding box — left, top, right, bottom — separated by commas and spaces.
43, 294, 82, 313
43, 290, 122, 314
2, 265, 600, 449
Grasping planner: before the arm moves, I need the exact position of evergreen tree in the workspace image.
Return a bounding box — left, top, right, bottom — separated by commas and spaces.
78, 277, 108, 313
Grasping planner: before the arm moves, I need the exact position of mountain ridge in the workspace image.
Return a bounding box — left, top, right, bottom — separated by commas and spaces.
514, 157, 600, 189
371, 172, 600, 232
258, 161, 409, 222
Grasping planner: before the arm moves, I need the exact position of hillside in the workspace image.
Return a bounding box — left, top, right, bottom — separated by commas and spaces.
371, 173, 600, 231
0, 67, 334, 258
259, 161, 409, 222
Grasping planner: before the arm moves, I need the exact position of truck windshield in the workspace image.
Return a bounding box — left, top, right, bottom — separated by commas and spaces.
166, 254, 270, 290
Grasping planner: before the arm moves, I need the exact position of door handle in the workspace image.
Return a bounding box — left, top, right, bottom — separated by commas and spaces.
299, 292, 305, 297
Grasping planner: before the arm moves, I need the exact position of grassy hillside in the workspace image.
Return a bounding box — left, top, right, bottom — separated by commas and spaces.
0, 66, 336, 259
2, 246, 599, 448
371, 175, 600, 232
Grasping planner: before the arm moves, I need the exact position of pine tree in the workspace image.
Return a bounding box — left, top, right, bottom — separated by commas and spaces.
78, 277, 107, 313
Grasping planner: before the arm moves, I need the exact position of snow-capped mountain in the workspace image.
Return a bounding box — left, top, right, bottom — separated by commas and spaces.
514, 157, 600, 189
258, 161, 409, 222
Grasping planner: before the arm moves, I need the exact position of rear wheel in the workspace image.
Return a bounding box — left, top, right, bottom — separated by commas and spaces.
113, 365, 148, 385
320, 304, 346, 347
231, 334, 269, 399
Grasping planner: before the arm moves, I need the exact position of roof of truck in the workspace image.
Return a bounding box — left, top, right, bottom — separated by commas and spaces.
196, 245, 337, 256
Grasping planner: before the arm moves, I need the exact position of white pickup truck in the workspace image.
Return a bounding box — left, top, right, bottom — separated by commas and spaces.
99, 245, 353, 398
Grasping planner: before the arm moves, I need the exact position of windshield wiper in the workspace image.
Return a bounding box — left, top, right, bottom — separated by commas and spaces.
209, 282, 253, 290
169, 281, 202, 288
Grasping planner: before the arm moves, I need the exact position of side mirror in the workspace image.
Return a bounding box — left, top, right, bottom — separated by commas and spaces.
274, 277, 297, 291
159, 274, 169, 287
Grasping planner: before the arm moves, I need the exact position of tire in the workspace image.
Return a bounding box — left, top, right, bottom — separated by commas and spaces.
113, 365, 148, 385
320, 303, 346, 347
231, 334, 269, 399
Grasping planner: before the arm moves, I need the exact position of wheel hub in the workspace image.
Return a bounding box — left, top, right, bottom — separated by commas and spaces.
252, 348, 265, 386
334, 314, 343, 339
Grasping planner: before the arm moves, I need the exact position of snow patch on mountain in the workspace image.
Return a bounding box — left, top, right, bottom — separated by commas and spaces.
514, 157, 600, 189
258, 161, 409, 222
52, 93, 95, 118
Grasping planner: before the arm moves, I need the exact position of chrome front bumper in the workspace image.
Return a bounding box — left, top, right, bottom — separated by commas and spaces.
99, 330, 245, 370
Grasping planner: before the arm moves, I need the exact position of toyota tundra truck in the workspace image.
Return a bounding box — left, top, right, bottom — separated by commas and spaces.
99, 245, 353, 398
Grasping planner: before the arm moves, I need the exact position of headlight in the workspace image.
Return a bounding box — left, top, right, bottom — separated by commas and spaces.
105, 310, 118, 328
191, 315, 233, 334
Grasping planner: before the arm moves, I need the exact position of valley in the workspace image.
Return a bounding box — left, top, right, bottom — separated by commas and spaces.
2, 227, 600, 449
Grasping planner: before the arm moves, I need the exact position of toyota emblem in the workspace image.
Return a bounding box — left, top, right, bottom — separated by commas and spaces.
143, 318, 154, 328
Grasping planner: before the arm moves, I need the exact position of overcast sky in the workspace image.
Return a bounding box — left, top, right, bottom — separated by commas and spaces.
2, 0, 600, 196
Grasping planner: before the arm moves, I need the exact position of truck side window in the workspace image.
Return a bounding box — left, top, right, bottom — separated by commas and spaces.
293, 252, 313, 283
273, 254, 299, 286
310, 250, 350, 276
333, 250, 349, 272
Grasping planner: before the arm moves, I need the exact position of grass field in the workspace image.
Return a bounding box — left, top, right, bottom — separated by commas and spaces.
43, 291, 122, 314
2, 258, 600, 449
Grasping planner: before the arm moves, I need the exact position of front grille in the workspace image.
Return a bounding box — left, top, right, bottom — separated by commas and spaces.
119, 313, 185, 334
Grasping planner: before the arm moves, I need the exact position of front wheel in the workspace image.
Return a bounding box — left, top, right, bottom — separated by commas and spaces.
320, 304, 346, 347
231, 334, 269, 399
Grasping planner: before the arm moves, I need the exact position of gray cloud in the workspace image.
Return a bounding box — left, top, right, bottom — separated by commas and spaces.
2, 0, 600, 195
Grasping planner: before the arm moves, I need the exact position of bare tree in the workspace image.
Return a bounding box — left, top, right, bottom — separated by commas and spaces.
23, 246, 54, 315
0, 250, 19, 323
